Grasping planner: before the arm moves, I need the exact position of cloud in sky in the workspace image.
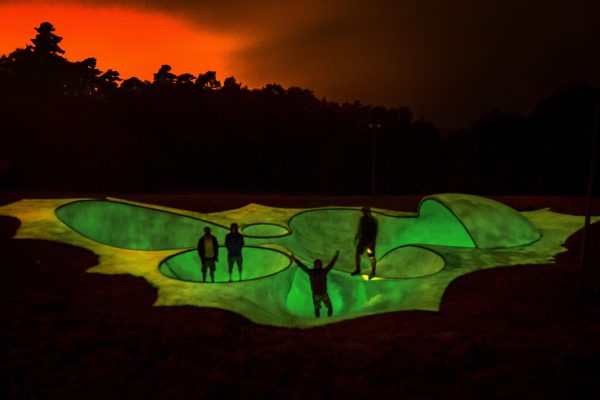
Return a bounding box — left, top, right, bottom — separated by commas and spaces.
2, 0, 600, 128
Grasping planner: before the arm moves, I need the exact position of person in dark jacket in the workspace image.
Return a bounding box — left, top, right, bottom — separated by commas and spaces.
291, 251, 339, 318
197, 226, 219, 282
351, 206, 378, 279
225, 223, 245, 281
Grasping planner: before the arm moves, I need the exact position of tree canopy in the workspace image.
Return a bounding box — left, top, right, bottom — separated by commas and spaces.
0, 22, 598, 195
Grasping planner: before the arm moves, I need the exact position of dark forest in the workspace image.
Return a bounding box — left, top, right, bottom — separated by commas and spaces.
1, 22, 598, 195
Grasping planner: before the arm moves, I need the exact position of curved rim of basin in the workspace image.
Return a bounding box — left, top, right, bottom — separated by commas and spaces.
419, 195, 542, 249
240, 222, 291, 238
158, 245, 293, 284
55, 199, 229, 250
288, 206, 403, 221
285, 204, 475, 255
416, 197, 477, 248
377, 244, 447, 280
286, 206, 406, 236
57, 198, 226, 226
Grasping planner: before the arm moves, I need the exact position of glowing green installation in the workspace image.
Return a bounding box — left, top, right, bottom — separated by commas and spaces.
159, 247, 291, 282
241, 223, 290, 238
423, 194, 542, 249
376, 246, 445, 279
0, 194, 594, 328
56, 200, 228, 250
281, 201, 475, 273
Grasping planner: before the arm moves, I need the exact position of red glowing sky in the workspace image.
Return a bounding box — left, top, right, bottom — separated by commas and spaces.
0, 3, 246, 82
1, 0, 600, 128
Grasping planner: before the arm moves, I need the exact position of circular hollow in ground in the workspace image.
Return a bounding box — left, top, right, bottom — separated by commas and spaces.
377, 246, 445, 279
159, 246, 291, 283
241, 223, 290, 238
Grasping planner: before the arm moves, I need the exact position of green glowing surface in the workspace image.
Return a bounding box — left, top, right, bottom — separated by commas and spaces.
423, 194, 542, 249
160, 247, 291, 282
281, 201, 475, 273
241, 223, 289, 238
377, 246, 445, 279
0, 194, 595, 328
56, 200, 228, 250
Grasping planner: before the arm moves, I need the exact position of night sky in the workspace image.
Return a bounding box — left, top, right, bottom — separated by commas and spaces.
1, 0, 599, 128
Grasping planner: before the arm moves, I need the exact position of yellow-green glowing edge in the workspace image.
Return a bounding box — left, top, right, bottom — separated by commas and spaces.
0, 194, 595, 328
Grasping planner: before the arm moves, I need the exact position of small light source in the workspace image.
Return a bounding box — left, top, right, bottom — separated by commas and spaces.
361, 274, 381, 281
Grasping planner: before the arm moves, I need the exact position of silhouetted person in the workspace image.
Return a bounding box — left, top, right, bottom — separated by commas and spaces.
197, 227, 218, 282
351, 206, 378, 279
225, 222, 244, 281
291, 251, 339, 318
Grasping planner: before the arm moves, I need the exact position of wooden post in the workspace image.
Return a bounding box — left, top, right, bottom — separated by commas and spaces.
581, 93, 600, 297
370, 123, 380, 196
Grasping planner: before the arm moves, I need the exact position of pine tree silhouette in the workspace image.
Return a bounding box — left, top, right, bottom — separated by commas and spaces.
31, 22, 65, 57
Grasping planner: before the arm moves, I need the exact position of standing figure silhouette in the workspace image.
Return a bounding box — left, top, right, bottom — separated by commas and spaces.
351, 207, 378, 279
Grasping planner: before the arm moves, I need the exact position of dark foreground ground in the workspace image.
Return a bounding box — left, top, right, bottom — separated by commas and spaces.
1, 193, 600, 399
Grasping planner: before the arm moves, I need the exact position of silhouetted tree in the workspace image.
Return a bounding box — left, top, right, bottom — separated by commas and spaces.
222, 76, 242, 91
68, 57, 101, 96
263, 83, 286, 96
196, 71, 221, 89
176, 73, 195, 85
3, 21, 597, 195
153, 64, 176, 85
31, 22, 65, 57
120, 77, 146, 92
99, 69, 122, 91
527, 81, 598, 194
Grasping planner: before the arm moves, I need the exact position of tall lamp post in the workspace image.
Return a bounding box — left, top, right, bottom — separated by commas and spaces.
369, 122, 381, 196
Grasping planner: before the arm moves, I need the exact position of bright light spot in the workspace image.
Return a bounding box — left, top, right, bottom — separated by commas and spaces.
361, 274, 381, 281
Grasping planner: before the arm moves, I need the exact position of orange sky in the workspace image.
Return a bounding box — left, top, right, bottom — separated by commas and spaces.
1, 1, 600, 128
0, 3, 247, 82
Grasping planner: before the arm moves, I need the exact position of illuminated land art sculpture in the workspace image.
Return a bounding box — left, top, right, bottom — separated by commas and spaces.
0, 194, 595, 328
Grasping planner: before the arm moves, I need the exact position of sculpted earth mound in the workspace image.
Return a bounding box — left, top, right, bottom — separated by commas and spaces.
0, 194, 590, 327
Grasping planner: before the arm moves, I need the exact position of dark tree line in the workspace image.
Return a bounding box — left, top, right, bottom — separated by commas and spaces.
0, 22, 598, 195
